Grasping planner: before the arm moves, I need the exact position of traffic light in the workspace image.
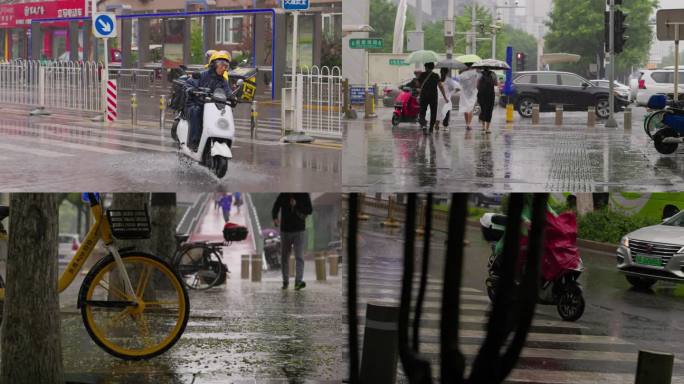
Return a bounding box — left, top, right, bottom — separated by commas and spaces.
614, 9, 628, 54
516, 51, 525, 71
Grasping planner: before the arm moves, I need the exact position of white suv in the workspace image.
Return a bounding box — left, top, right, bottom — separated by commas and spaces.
634, 68, 684, 106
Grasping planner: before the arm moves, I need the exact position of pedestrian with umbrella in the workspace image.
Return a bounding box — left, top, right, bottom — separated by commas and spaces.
473, 59, 510, 132
407, 50, 449, 133
456, 54, 482, 131
435, 58, 465, 129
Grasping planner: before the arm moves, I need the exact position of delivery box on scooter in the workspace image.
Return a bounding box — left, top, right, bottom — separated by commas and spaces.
228, 67, 258, 103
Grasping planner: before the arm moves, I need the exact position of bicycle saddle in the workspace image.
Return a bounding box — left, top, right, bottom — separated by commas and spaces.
175, 233, 190, 243
0, 206, 8, 222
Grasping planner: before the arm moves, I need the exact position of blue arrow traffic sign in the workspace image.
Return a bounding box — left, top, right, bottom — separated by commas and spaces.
282, 0, 309, 11
93, 13, 117, 39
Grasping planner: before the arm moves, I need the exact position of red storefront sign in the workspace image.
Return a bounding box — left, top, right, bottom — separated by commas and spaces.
0, 0, 86, 29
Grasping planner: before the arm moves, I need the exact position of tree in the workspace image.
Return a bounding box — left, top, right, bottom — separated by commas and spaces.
545, 0, 658, 79
150, 194, 177, 264
503, 26, 538, 68
1, 194, 63, 383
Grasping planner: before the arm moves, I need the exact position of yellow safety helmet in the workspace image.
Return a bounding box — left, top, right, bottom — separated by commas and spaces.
209, 51, 231, 65
208, 51, 231, 80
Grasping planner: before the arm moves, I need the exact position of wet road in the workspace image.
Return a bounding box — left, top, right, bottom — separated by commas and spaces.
343, 106, 684, 192
57, 200, 343, 383
0, 107, 340, 192
347, 215, 684, 383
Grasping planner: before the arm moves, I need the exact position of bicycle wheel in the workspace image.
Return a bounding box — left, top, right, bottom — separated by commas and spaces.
80, 252, 189, 360
645, 109, 670, 139
174, 244, 224, 290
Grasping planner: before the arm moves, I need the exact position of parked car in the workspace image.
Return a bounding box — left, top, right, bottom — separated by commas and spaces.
508, 71, 630, 119
58, 233, 80, 263
617, 209, 684, 290
470, 193, 504, 207
590, 79, 631, 101
634, 68, 684, 107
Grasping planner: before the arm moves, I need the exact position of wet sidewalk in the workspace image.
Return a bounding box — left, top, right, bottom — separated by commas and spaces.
343, 106, 684, 192
58, 200, 343, 383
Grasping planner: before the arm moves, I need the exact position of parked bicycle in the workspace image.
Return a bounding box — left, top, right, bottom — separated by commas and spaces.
172, 222, 248, 290
173, 235, 228, 290
644, 95, 684, 154
0, 194, 189, 360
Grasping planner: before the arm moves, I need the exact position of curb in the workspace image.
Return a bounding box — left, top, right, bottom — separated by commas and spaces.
577, 238, 617, 255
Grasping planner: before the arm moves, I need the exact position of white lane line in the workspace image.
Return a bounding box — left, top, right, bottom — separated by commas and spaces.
0, 142, 73, 158
506, 370, 684, 384
10, 124, 175, 153
2, 132, 129, 155
354, 311, 586, 330
407, 343, 651, 362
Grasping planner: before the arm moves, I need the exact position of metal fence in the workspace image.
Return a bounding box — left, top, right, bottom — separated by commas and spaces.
283, 65, 343, 139
0, 60, 102, 113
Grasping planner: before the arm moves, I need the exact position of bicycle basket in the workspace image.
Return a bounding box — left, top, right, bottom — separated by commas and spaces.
106, 208, 151, 240
648, 94, 667, 109
223, 223, 248, 242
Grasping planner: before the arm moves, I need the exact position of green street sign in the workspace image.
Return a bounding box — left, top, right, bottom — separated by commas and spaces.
349, 38, 384, 49
389, 59, 409, 66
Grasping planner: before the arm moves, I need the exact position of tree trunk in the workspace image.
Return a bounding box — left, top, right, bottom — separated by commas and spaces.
576, 193, 594, 216
1, 194, 63, 384
150, 193, 177, 264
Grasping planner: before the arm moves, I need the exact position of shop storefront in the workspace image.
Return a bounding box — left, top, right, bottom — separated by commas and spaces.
0, 0, 86, 61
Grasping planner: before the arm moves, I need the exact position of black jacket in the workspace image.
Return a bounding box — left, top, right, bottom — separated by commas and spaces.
272, 193, 313, 232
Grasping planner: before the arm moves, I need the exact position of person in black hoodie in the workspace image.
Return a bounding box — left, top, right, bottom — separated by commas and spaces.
272, 193, 313, 290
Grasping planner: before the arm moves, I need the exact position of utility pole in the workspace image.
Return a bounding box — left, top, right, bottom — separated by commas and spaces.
606, 0, 618, 128
446, 0, 454, 60
470, 4, 477, 55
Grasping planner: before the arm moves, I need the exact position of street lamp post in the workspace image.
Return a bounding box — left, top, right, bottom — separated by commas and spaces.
606, 0, 618, 128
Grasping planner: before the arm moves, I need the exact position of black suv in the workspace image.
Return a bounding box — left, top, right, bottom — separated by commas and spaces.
507, 71, 630, 119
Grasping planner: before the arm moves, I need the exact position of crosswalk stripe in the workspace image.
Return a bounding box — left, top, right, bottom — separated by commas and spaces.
415, 343, 651, 362
0, 142, 73, 158
504, 370, 684, 384
0, 131, 130, 155
343, 328, 630, 345
5, 123, 175, 153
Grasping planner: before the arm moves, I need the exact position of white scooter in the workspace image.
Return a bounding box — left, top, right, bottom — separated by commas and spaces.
172, 79, 242, 178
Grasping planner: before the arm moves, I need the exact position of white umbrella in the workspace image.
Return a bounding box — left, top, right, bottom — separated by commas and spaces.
406, 50, 440, 64
472, 59, 511, 70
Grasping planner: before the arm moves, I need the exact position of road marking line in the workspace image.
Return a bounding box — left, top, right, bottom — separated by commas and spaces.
0, 142, 73, 158
1, 133, 130, 155
400, 343, 646, 362
505, 369, 684, 384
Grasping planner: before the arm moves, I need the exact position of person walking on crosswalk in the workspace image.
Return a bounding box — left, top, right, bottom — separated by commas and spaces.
272, 193, 312, 290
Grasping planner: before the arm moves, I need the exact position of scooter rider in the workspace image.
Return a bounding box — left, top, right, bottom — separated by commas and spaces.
185, 51, 232, 152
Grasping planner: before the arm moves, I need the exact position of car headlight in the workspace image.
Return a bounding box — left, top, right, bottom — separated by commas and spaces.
621, 236, 629, 247
216, 118, 230, 130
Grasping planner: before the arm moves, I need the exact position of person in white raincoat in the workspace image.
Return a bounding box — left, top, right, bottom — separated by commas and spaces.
458, 63, 480, 130
436, 67, 458, 130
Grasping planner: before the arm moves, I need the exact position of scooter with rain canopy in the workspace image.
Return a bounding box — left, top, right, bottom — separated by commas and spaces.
171, 78, 243, 178
481, 211, 585, 321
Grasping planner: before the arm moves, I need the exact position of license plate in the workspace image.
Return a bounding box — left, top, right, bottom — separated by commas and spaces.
635, 255, 661, 266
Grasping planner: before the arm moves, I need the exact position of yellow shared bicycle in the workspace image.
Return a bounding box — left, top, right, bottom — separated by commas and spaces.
0, 194, 189, 360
